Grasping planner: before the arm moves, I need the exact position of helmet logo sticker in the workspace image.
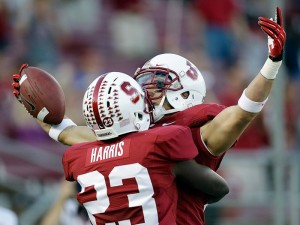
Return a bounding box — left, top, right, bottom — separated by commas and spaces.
83, 72, 151, 140
121, 81, 140, 104
186, 60, 198, 80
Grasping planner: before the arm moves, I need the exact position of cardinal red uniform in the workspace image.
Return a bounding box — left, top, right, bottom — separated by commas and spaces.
153, 103, 226, 225
62, 125, 198, 225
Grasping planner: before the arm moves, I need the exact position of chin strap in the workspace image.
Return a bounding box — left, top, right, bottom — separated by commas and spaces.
153, 96, 166, 122
153, 95, 201, 122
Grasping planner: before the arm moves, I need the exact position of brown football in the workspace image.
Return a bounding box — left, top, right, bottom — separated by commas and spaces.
19, 65, 65, 125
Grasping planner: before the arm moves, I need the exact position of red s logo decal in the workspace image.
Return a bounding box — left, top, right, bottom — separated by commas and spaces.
186, 61, 198, 80
121, 82, 140, 103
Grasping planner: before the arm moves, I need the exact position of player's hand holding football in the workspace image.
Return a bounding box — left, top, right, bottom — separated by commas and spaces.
258, 7, 286, 62
11, 64, 65, 124
12, 64, 28, 104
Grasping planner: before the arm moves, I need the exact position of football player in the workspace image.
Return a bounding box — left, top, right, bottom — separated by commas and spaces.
61, 72, 229, 224
132, 7, 286, 224
12, 7, 286, 225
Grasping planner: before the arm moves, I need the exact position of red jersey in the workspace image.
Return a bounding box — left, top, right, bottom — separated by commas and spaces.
153, 103, 226, 225
62, 125, 198, 225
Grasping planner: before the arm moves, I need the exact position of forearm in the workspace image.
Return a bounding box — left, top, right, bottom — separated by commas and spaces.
245, 72, 274, 102
245, 55, 283, 102
59, 125, 96, 145
204, 58, 281, 155
40, 180, 77, 225
36, 116, 96, 146
203, 106, 256, 155
35, 119, 51, 133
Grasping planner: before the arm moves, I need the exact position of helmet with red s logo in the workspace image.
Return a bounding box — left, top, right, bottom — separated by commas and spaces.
83, 72, 152, 140
134, 53, 206, 122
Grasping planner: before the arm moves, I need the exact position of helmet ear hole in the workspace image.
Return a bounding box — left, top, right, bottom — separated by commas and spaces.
138, 113, 143, 120
181, 91, 190, 99
133, 112, 143, 120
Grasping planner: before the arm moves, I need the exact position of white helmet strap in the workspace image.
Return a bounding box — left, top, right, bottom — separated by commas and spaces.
153, 95, 166, 122
153, 95, 184, 122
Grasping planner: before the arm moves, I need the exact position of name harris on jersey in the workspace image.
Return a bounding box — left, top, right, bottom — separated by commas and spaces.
85, 140, 131, 166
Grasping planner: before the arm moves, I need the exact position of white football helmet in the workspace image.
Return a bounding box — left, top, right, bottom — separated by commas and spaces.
83, 72, 152, 140
134, 53, 206, 122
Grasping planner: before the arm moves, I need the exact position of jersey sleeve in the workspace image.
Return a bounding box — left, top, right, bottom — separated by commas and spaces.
191, 127, 225, 170
157, 126, 198, 161
156, 103, 226, 128
188, 103, 226, 128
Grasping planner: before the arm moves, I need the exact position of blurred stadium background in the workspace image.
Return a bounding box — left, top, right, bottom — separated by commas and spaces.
0, 0, 299, 224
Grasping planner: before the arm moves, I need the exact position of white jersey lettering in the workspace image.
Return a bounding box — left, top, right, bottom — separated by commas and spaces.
90, 141, 125, 163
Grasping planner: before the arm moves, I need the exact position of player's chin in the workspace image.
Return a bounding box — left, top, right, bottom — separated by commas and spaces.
152, 100, 162, 108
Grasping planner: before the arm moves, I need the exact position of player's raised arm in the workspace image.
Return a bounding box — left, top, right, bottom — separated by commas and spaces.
34, 119, 96, 145
201, 7, 286, 156
11, 64, 96, 146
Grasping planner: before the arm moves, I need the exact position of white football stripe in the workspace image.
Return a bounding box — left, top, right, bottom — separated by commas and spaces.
19, 74, 28, 85
37, 107, 49, 121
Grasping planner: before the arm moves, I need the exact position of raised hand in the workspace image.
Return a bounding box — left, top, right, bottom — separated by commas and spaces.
258, 7, 286, 61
